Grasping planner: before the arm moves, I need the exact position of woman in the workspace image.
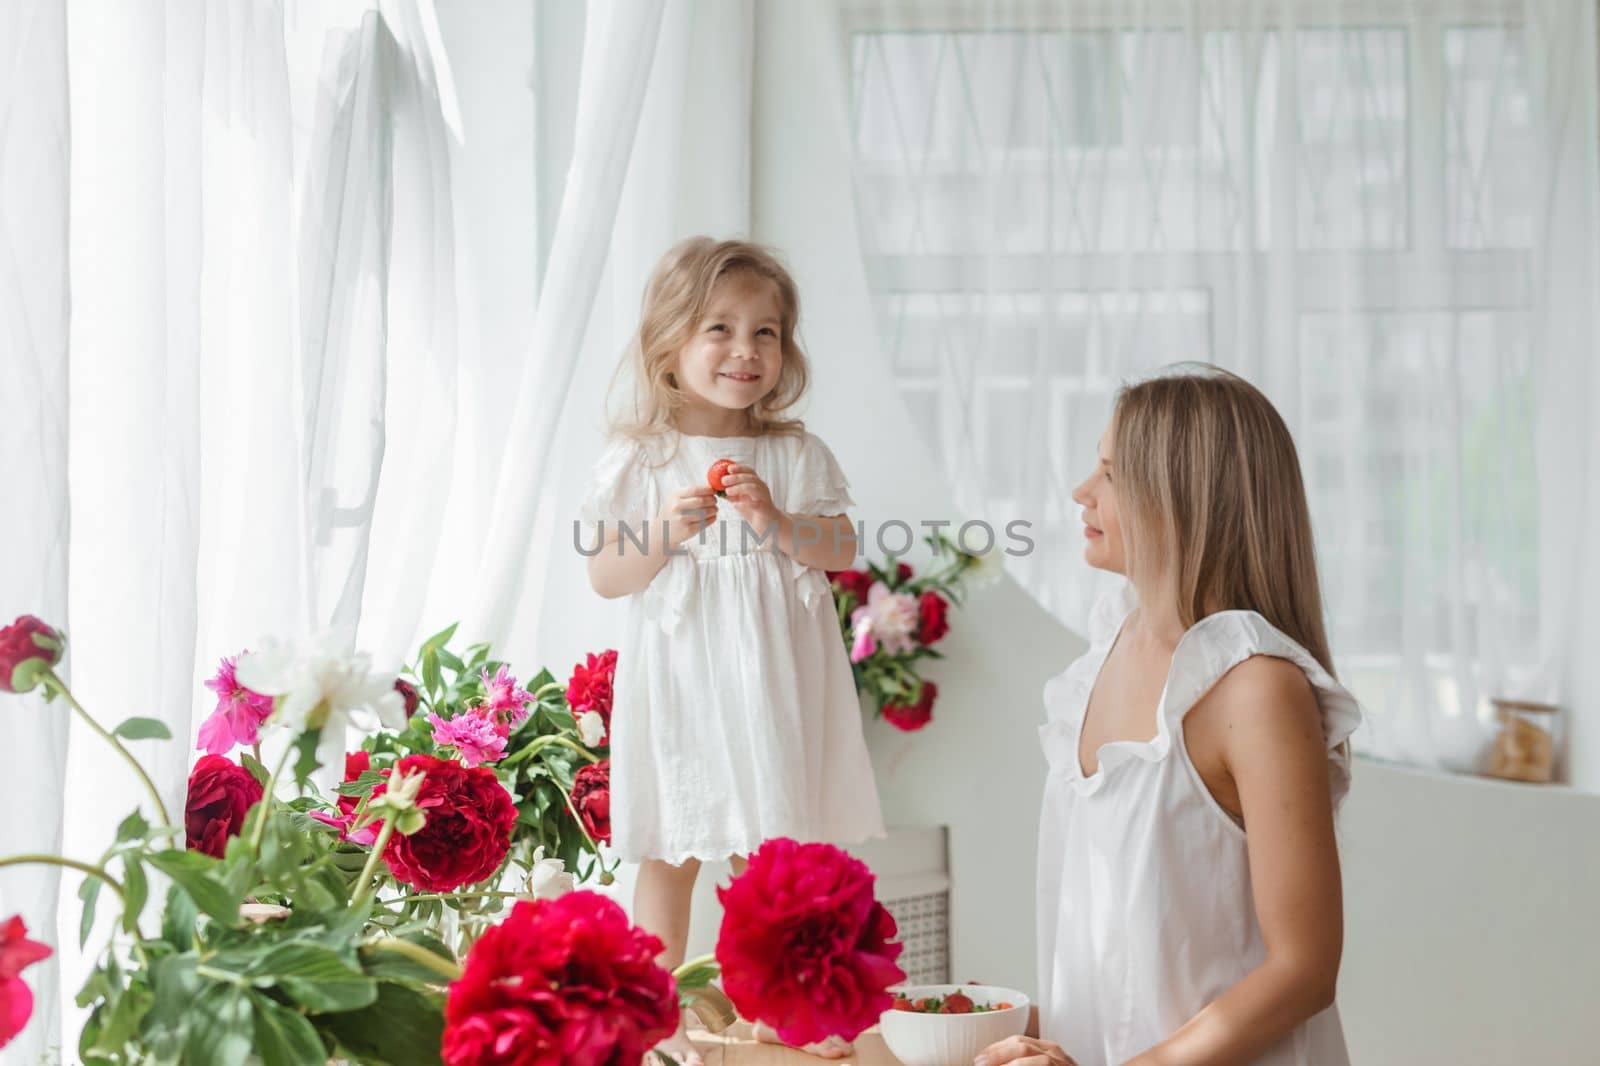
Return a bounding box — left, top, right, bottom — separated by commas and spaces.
979, 366, 1362, 1066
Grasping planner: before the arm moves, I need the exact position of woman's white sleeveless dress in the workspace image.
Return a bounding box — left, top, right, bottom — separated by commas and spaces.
1037, 580, 1363, 1066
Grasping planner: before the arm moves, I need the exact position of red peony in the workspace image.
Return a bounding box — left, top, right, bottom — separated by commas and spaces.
185, 755, 264, 858
881, 680, 937, 733
394, 678, 421, 719
337, 750, 371, 817
827, 569, 872, 604
0, 916, 51, 1050
381, 753, 517, 893
0, 616, 63, 695
895, 561, 914, 584
716, 838, 904, 1046
442, 891, 678, 1066
916, 590, 950, 645
569, 761, 611, 845
565, 650, 617, 742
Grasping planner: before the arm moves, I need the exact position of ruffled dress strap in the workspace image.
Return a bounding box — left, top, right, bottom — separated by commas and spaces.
1162, 610, 1365, 807
785, 431, 856, 611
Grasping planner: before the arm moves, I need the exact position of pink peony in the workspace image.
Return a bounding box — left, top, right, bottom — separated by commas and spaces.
195, 653, 276, 755
849, 617, 877, 664
429, 708, 510, 768
481, 665, 532, 727
0, 916, 51, 1050
852, 582, 919, 656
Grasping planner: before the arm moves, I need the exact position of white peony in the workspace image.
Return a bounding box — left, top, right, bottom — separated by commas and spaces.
526, 846, 576, 900
235, 631, 405, 738
575, 710, 606, 748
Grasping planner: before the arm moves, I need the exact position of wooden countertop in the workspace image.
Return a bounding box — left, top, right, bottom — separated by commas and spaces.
689, 1022, 901, 1064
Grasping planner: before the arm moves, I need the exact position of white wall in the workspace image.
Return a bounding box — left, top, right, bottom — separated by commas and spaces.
1340, 760, 1600, 1064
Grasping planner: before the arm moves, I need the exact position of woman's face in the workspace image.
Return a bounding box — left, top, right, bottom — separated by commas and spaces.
1070, 427, 1126, 573
673, 273, 784, 418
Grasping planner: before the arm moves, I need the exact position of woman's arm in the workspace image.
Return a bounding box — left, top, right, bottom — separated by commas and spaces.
1125, 657, 1344, 1066
586, 485, 716, 598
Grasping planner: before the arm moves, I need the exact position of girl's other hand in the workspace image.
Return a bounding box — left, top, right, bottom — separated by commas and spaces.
658, 485, 718, 546
973, 1035, 1081, 1066
720, 463, 781, 532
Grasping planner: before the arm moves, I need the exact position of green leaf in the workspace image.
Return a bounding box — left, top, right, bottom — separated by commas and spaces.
115, 809, 152, 844
422, 649, 442, 696
293, 728, 321, 786
78, 873, 103, 948
88, 978, 153, 1055
112, 715, 172, 741
120, 856, 148, 935
333, 770, 387, 797
321, 983, 445, 1066
359, 934, 457, 987
160, 883, 199, 952
420, 621, 459, 653
146, 849, 240, 927
185, 984, 254, 1066
146, 953, 201, 1033
241, 751, 271, 787
249, 992, 328, 1066
247, 942, 377, 1013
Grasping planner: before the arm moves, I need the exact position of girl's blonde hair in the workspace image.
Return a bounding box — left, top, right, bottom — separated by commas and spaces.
1112, 364, 1336, 679
608, 237, 810, 442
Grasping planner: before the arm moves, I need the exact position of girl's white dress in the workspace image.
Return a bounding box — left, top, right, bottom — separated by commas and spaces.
577, 428, 886, 864
1037, 580, 1363, 1066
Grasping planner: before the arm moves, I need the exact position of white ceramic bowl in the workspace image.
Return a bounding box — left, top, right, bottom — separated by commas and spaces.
878, 984, 1030, 1066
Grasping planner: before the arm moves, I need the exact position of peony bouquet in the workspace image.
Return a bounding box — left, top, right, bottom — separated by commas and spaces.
827, 532, 996, 732
0, 613, 909, 1064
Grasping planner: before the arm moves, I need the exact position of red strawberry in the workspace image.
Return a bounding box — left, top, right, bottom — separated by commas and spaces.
944, 991, 975, 1014
891, 996, 915, 1012
707, 458, 736, 498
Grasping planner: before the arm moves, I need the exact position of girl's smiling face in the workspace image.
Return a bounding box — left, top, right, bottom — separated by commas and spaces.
673, 273, 784, 420
1071, 426, 1126, 573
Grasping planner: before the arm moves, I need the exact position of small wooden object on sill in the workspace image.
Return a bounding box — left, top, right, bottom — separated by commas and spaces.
1484, 698, 1560, 784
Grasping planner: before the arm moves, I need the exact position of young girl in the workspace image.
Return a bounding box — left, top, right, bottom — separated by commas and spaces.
578, 237, 885, 1064
979, 366, 1362, 1066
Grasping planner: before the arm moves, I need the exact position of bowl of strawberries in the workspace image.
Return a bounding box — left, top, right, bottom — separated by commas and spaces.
878, 984, 1029, 1066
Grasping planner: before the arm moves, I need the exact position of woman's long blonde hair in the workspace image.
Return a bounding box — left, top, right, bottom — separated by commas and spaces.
607, 236, 810, 442
1112, 364, 1335, 678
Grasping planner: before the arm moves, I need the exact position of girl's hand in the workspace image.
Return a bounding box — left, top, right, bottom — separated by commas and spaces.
973, 1036, 1081, 1066
720, 463, 782, 534
657, 485, 718, 547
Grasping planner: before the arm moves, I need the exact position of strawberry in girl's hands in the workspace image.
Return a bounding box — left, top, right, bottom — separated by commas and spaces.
707, 458, 736, 498
717, 462, 781, 535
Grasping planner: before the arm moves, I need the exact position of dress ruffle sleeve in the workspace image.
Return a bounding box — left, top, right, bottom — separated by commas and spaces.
785, 432, 856, 612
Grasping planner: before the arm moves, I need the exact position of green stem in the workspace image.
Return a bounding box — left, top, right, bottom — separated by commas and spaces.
247, 742, 295, 854
501, 733, 601, 769
673, 953, 717, 978
362, 937, 463, 982
530, 681, 564, 702
44, 671, 172, 828
555, 781, 611, 884
389, 889, 523, 906
350, 817, 400, 912
0, 855, 126, 904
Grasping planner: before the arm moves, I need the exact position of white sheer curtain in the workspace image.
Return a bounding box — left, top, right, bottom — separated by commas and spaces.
841, 0, 1600, 785
0, 3, 71, 1059
2, 1, 465, 1058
